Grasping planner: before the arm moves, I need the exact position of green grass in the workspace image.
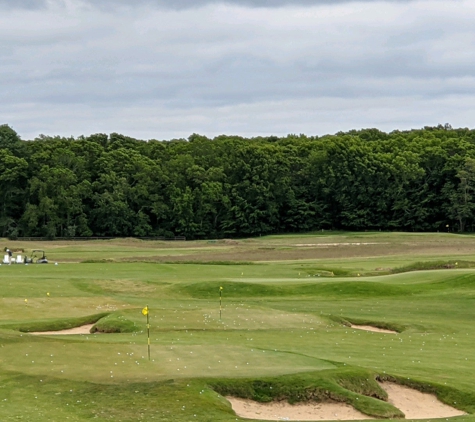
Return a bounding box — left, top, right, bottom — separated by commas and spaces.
1, 233, 475, 420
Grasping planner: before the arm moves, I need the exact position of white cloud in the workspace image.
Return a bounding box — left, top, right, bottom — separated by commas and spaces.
1, 0, 474, 139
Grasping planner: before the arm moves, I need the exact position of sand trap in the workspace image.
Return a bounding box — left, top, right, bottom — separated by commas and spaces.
379, 382, 466, 419
350, 324, 397, 334
227, 382, 466, 421
30, 324, 94, 335
227, 397, 373, 421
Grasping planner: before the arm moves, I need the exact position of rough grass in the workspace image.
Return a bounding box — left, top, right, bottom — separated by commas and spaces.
6, 231, 475, 263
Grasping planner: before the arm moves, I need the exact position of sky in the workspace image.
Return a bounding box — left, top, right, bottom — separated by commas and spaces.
1, 0, 474, 140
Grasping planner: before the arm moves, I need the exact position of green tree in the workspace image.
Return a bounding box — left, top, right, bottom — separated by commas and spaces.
0, 124, 22, 155
444, 157, 475, 232
0, 149, 28, 237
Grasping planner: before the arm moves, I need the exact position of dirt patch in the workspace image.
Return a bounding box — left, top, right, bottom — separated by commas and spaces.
378, 382, 466, 419
226, 397, 373, 421
350, 325, 397, 334
30, 324, 94, 335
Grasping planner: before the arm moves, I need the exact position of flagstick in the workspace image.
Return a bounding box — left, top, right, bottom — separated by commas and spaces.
142, 305, 151, 361
219, 287, 223, 320
146, 305, 151, 361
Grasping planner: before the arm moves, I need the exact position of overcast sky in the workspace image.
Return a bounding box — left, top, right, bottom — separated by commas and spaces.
1, 0, 474, 140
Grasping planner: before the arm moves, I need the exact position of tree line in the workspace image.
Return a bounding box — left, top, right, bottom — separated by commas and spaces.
1, 123, 475, 239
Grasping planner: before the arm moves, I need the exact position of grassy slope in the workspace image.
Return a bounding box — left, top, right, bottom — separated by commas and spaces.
1, 233, 475, 420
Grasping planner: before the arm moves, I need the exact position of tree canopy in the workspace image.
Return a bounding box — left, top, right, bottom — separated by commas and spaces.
2, 124, 475, 238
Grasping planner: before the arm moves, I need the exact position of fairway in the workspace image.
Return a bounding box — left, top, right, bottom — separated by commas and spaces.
1, 232, 475, 421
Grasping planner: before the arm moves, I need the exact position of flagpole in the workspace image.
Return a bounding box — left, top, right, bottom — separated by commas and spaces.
142, 305, 151, 361
219, 287, 223, 320
147, 305, 150, 361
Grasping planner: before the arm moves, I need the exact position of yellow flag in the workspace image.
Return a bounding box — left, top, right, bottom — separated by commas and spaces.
142, 306, 149, 316
220, 286, 223, 290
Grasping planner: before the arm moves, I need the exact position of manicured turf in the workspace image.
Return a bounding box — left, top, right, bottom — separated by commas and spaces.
1, 233, 475, 421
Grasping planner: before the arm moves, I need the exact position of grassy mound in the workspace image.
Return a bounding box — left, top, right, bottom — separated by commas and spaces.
0, 311, 138, 334
392, 260, 475, 274
209, 368, 403, 418
0, 313, 108, 333
297, 267, 355, 277
90, 312, 138, 333
299, 260, 475, 278
210, 368, 474, 418
177, 280, 408, 299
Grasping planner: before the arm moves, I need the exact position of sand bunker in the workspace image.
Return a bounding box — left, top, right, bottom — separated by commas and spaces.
30, 324, 94, 335
379, 382, 465, 419
226, 397, 372, 421
350, 324, 397, 334
227, 382, 465, 421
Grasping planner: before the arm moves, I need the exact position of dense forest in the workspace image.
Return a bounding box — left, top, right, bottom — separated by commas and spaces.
1, 123, 475, 239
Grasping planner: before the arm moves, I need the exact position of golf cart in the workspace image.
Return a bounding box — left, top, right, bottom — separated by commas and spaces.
25, 250, 48, 264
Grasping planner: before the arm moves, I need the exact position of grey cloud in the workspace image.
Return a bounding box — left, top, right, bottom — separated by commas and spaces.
0, 0, 417, 11
95, 0, 410, 6
86, 0, 420, 12
1, 0, 474, 140
0, 0, 47, 10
